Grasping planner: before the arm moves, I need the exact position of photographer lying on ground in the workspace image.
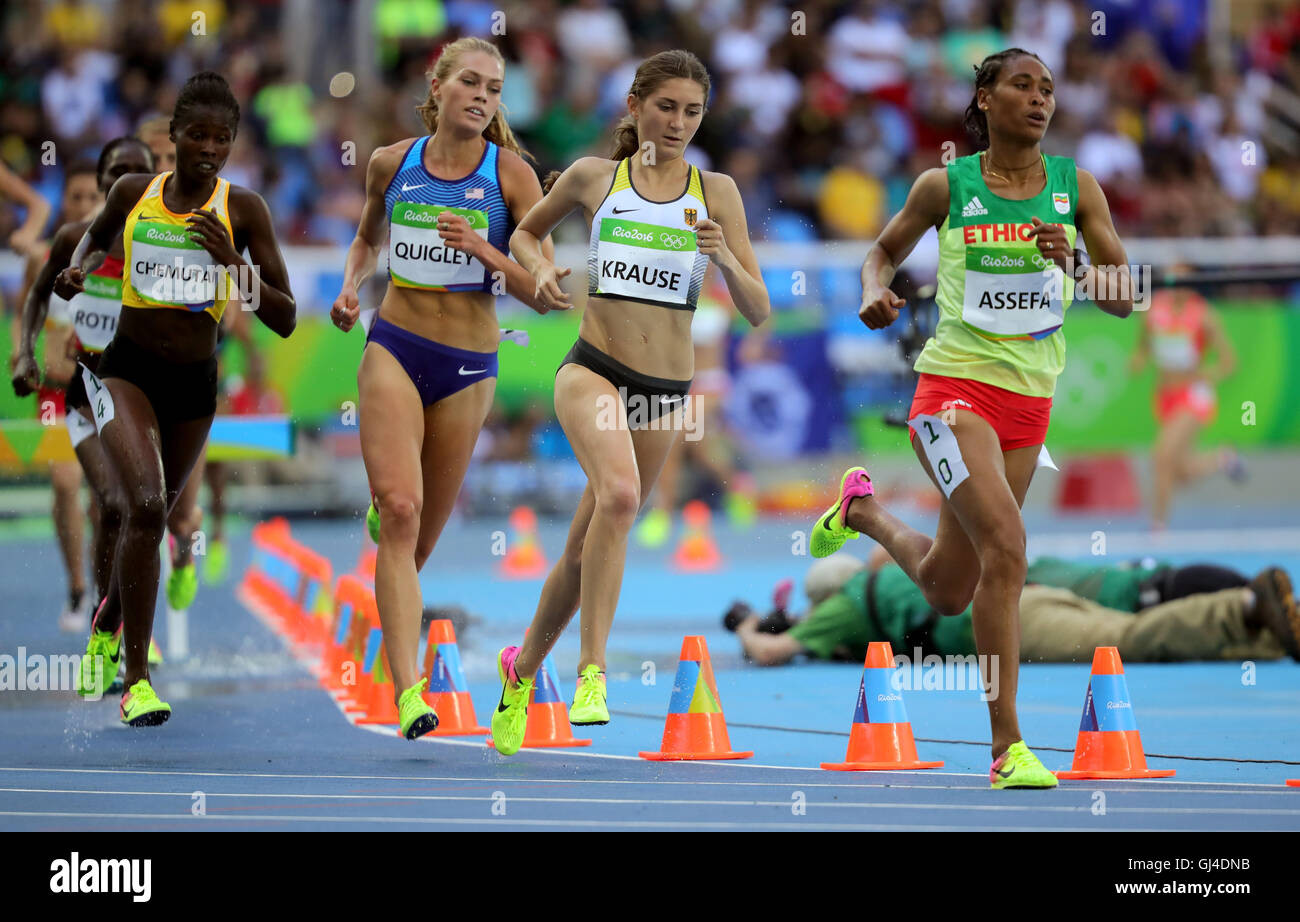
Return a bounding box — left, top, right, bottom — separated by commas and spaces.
725, 549, 1297, 665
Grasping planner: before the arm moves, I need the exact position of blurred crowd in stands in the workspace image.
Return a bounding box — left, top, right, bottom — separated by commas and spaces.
3, 0, 1299, 249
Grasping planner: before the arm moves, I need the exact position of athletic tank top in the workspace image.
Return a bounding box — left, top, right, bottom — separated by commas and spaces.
914, 153, 1079, 398
121, 171, 234, 322
1147, 291, 1208, 372
62, 255, 125, 353
587, 158, 709, 311
383, 137, 511, 293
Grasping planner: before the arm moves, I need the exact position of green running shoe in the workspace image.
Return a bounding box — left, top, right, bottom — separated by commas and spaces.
569, 664, 609, 726
989, 741, 1059, 789
203, 539, 230, 585
490, 646, 534, 756
78, 628, 122, 699
809, 467, 874, 558
725, 490, 758, 528
147, 636, 164, 666
166, 562, 198, 610
119, 679, 171, 727
636, 507, 671, 548
366, 494, 381, 544
398, 677, 440, 739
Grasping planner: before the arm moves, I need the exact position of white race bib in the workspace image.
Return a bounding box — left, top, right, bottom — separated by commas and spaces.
66, 407, 97, 448
908, 413, 971, 499
80, 364, 116, 433
389, 203, 487, 290
69, 272, 123, 352
962, 246, 1064, 339
593, 217, 696, 306
1153, 333, 1197, 371
130, 220, 222, 310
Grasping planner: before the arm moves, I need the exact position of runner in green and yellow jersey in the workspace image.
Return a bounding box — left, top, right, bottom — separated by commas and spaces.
810, 49, 1136, 789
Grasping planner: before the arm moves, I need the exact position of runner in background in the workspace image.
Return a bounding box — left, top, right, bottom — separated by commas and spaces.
1130, 266, 1242, 530
1, 158, 52, 258
9, 161, 101, 631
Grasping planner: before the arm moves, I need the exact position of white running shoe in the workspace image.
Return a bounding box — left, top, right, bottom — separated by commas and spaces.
58, 595, 91, 634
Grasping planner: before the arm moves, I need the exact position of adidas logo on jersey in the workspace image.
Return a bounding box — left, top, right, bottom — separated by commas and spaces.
962, 196, 989, 217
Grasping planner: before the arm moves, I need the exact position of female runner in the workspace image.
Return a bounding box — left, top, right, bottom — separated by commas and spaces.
56, 72, 295, 725
330, 37, 554, 740
811, 49, 1134, 788
492, 49, 770, 755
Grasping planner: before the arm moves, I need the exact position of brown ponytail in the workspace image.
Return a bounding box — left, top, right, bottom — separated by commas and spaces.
612, 50, 711, 161
416, 37, 535, 163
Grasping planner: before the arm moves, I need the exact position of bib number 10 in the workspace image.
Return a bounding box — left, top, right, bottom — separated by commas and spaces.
911, 413, 969, 499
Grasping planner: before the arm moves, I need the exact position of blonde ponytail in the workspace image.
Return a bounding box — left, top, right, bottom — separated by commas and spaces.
415, 37, 535, 162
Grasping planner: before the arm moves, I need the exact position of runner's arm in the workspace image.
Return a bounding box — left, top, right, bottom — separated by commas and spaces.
1074, 169, 1133, 318
859, 168, 948, 329
700, 172, 768, 328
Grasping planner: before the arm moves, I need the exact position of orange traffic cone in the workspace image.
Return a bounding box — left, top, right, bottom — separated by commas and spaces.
357, 547, 376, 583
640, 636, 751, 760
671, 500, 721, 572
354, 606, 399, 725
821, 642, 944, 771
239, 520, 299, 630
322, 574, 367, 694
1055, 647, 1175, 780
488, 652, 592, 749
335, 606, 374, 717
285, 543, 333, 647
499, 506, 548, 579
422, 620, 488, 736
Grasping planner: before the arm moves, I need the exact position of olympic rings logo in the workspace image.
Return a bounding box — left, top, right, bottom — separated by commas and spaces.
659, 233, 690, 250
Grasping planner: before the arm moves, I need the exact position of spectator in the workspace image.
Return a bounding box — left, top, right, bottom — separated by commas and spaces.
1076, 108, 1144, 185
826, 0, 908, 99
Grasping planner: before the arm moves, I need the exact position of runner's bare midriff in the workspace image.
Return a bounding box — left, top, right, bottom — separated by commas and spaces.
378, 284, 499, 354
580, 296, 695, 381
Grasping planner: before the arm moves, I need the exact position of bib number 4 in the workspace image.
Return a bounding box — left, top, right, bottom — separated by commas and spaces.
80, 364, 116, 433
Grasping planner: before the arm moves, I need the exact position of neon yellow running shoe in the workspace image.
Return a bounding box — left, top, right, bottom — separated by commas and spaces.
166, 562, 198, 610
989, 741, 1059, 790
398, 677, 440, 739
119, 679, 171, 727
569, 664, 609, 726
148, 636, 164, 666
809, 467, 874, 558
636, 507, 671, 548
366, 495, 381, 544
78, 628, 121, 699
203, 539, 230, 585
490, 646, 534, 756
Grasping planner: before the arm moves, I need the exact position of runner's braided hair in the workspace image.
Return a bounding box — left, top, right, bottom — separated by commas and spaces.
963, 48, 1047, 150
